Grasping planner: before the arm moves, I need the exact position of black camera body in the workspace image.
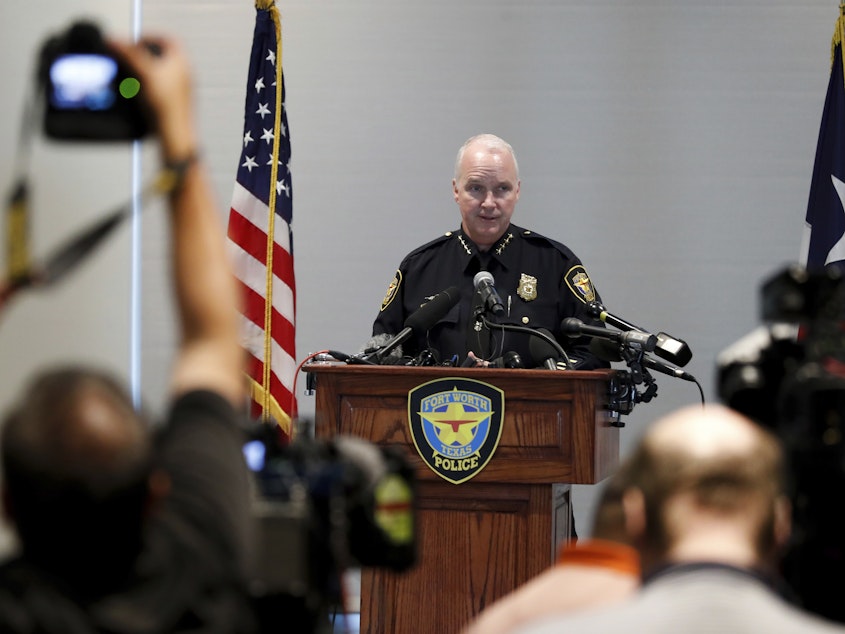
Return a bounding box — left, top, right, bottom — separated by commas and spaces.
717, 265, 845, 623
38, 21, 152, 141
242, 423, 416, 632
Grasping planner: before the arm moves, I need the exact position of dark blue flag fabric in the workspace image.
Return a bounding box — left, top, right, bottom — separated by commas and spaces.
803, 10, 845, 273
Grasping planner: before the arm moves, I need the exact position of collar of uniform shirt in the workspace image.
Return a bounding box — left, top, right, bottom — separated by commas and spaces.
457, 226, 516, 271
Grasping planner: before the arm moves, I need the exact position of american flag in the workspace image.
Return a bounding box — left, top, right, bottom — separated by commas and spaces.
801, 6, 845, 273
227, 1, 296, 440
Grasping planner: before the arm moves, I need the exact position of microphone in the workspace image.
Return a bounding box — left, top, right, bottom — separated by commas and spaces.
473, 271, 505, 316
529, 328, 562, 370
561, 317, 657, 352
329, 333, 397, 365
653, 332, 693, 367
491, 351, 524, 369
586, 301, 641, 332
369, 286, 461, 364
587, 301, 692, 367
589, 339, 697, 382
361, 333, 403, 364
642, 356, 696, 382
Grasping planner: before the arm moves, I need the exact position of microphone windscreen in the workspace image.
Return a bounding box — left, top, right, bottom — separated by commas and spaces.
473, 270, 494, 290
560, 317, 585, 338
589, 338, 623, 362
404, 286, 461, 332
529, 329, 561, 366
502, 351, 524, 369
586, 301, 604, 319
360, 333, 403, 364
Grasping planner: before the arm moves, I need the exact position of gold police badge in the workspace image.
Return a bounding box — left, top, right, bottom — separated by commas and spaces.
380, 270, 402, 311
517, 273, 538, 301
565, 265, 596, 304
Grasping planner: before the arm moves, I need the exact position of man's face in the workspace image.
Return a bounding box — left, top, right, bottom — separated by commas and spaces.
453, 143, 520, 250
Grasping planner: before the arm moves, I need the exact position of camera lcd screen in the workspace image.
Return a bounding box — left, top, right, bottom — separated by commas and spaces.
243, 440, 267, 472
49, 53, 117, 111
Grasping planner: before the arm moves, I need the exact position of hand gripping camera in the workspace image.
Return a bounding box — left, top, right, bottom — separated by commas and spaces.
38, 21, 152, 141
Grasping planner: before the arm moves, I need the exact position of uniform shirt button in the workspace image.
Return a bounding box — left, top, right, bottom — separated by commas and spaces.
522, 317, 529, 324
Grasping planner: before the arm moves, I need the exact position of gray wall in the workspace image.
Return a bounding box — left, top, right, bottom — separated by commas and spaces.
0, 0, 834, 551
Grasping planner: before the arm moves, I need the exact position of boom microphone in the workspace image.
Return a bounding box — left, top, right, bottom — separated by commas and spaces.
561, 317, 657, 352
586, 301, 642, 333
589, 339, 696, 382
473, 271, 505, 316
369, 286, 461, 364
586, 301, 692, 367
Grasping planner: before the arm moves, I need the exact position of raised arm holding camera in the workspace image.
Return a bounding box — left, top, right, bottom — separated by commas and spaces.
0, 33, 256, 634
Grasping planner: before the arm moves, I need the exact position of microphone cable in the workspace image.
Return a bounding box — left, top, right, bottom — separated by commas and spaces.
477, 314, 575, 370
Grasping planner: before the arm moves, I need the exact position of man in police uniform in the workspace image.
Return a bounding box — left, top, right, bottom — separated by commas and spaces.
372, 133, 608, 369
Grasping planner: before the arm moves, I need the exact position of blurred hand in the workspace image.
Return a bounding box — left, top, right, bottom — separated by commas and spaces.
108, 37, 197, 161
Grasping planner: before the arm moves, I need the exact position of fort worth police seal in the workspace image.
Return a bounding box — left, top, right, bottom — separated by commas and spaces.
408, 378, 504, 484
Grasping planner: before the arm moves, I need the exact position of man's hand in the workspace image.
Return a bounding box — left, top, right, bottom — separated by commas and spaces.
108, 37, 197, 162
466, 351, 491, 367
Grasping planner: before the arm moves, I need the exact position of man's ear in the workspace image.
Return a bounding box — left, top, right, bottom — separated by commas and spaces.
773, 495, 792, 551
144, 468, 172, 518
623, 487, 646, 543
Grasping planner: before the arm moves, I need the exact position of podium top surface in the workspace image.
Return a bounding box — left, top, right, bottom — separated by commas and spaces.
304, 361, 615, 382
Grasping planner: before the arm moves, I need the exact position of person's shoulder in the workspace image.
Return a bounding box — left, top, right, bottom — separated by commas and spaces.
0, 559, 94, 634
399, 231, 458, 263
514, 225, 580, 260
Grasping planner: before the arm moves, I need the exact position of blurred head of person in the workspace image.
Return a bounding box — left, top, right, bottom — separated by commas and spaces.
1, 367, 160, 598
622, 404, 791, 576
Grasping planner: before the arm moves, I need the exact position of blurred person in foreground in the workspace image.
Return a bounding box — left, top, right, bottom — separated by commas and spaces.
371, 133, 609, 369
513, 405, 845, 634
461, 462, 639, 634
0, 35, 256, 633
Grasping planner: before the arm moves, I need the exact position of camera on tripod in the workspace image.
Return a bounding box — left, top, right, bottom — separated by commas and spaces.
37, 21, 152, 141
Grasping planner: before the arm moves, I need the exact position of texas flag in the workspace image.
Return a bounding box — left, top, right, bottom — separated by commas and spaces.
801, 9, 845, 273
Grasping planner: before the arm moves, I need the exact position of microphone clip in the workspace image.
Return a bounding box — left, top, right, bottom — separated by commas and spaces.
618, 347, 658, 404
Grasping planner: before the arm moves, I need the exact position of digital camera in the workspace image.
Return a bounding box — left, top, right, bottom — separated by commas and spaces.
717, 265, 845, 623
242, 422, 416, 632
38, 21, 151, 141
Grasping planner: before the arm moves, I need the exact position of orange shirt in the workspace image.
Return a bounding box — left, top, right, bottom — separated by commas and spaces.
556, 538, 640, 577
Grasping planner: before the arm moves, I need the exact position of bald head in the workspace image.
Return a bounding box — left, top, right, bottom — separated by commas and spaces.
625, 405, 789, 568
646, 404, 773, 468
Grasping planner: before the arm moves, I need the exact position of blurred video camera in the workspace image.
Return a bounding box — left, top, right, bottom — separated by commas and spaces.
37, 21, 152, 141
717, 264, 845, 623
242, 422, 416, 632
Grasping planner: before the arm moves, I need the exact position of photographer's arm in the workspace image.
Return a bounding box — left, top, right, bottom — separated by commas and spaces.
112, 38, 244, 406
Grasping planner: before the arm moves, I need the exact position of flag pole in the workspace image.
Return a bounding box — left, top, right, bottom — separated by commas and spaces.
228, 0, 297, 440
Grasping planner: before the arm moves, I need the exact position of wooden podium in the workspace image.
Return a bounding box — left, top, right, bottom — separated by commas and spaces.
307, 363, 619, 634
